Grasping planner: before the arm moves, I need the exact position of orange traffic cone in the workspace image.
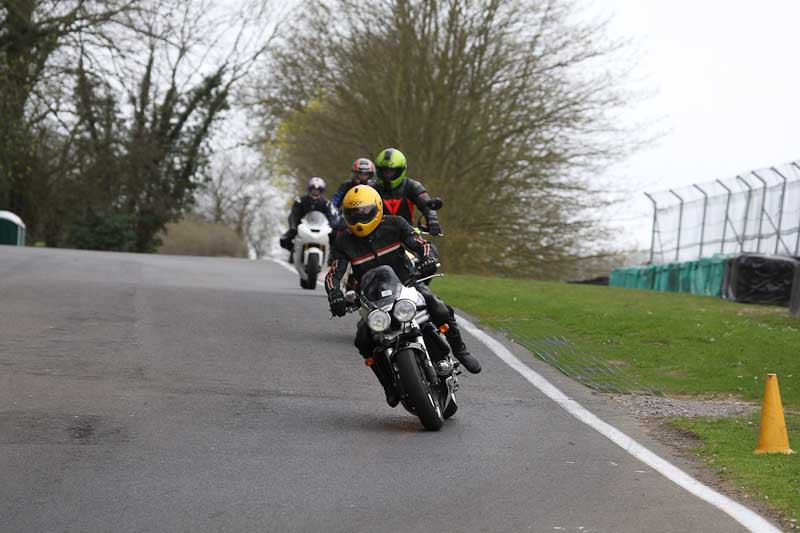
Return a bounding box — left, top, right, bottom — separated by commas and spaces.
754, 374, 794, 454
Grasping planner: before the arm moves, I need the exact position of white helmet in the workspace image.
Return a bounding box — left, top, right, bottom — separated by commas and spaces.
307, 176, 326, 194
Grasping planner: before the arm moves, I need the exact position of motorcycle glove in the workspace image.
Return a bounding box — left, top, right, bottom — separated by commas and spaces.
329, 289, 347, 317
427, 215, 442, 236
418, 256, 438, 278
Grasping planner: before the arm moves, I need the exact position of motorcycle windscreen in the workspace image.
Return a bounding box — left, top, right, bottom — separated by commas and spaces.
360, 265, 402, 307
303, 210, 328, 227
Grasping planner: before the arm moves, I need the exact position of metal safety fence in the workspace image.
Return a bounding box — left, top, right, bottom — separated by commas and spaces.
646, 160, 800, 264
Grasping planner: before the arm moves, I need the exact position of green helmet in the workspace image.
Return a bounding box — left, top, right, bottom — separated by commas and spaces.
375, 147, 407, 189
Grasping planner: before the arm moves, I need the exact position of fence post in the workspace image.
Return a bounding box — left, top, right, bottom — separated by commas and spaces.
693, 184, 708, 259
792, 162, 800, 255
736, 175, 753, 253
644, 192, 657, 264
717, 179, 733, 253
669, 189, 684, 261
751, 171, 768, 254
771, 167, 789, 254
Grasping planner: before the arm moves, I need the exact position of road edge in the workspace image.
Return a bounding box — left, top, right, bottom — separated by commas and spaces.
457, 314, 780, 533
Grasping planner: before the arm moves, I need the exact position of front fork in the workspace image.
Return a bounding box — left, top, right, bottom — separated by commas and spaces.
383, 338, 440, 394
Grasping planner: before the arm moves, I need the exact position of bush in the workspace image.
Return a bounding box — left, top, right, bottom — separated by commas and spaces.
63, 208, 136, 251
157, 220, 248, 258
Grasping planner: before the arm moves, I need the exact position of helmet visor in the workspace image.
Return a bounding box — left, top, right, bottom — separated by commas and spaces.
344, 204, 378, 225
353, 171, 373, 184
377, 166, 401, 181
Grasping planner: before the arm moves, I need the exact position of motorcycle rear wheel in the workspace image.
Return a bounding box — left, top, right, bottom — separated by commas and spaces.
396, 349, 444, 431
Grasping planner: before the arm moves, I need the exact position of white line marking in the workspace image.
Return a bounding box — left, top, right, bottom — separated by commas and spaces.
270, 258, 327, 284
270, 257, 296, 274
457, 315, 779, 533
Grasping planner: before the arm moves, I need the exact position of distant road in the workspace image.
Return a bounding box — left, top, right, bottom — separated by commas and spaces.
0, 246, 756, 532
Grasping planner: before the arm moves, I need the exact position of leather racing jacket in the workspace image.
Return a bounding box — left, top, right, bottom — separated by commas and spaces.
325, 215, 436, 294
374, 178, 438, 226
288, 194, 335, 230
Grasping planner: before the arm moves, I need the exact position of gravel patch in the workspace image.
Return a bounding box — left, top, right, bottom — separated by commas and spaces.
604, 393, 759, 419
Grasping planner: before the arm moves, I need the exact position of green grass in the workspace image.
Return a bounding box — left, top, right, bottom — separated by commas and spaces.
671, 414, 800, 522
433, 275, 800, 406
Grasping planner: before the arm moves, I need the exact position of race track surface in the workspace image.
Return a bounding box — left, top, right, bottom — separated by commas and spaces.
0, 247, 757, 532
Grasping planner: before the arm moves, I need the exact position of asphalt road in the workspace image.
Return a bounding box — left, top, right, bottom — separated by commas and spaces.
0, 246, 760, 532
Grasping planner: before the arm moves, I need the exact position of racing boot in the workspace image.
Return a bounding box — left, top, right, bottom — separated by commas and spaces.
369, 362, 400, 407
445, 322, 482, 374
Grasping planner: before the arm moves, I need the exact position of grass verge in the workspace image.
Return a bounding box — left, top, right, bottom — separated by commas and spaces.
670, 414, 800, 527
433, 274, 800, 406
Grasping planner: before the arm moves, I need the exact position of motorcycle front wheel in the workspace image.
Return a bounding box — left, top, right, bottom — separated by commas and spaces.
304, 254, 319, 290
396, 349, 444, 431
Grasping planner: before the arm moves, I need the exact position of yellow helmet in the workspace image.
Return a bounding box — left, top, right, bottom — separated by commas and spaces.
342, 185, 383, 237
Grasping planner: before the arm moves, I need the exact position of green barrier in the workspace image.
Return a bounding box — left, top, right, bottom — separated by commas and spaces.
678, 260, 697, 293
638, 264, 657, 290
707, 254, 728, 297
654, 264, 667, 292
693, 257, 711, 294
623, 266, 641, 288
611, 256, 729, 297
609, 268, 623, 287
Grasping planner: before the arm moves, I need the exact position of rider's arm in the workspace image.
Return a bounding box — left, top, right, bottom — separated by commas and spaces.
397, 216, 438, 261
408, 180, 435, 217
288, 196, 305, 230
408, 180, 440, 235
323, 200, 337, 225
325, 246, 349, 295
330, 182, 349, 209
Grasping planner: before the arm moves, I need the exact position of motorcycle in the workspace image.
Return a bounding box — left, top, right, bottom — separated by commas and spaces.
343, 264, 460, 431
293, 211, 332, 290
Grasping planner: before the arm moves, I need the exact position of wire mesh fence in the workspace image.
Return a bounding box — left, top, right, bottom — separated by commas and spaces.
500, 331, 662, 396
646, 160, 800, 264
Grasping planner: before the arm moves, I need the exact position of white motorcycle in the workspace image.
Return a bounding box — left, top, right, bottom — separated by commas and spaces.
293, 211, 332, 290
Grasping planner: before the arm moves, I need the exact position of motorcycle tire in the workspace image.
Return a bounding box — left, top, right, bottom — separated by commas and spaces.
396, 349, 444, 431
304, 254, 319, 290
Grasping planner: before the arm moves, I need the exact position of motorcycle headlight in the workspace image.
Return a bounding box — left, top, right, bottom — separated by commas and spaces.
392, 299, 417, 323
367, 309, 391, 332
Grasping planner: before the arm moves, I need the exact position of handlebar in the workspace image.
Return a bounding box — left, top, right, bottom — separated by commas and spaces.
404, 262, 443, 286
328, 304, 359, 320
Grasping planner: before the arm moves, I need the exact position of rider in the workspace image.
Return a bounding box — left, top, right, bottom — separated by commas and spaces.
325, 185, 481, 407
325, 159, 377, 265
373, 148, 441, 236
374, 147, 464, 330
330, 158, 377, 211
279, 177, 335, 256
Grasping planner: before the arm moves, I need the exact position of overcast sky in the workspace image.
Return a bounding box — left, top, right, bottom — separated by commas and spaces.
600, 0, 800, 250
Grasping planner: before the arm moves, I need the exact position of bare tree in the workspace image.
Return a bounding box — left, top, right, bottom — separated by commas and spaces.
195, 145, 293, 259
1, 0, 282, 249
0, 0, 137, 240
258, 0, 640, 278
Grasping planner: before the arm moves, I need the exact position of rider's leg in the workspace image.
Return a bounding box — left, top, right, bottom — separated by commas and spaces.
355, 320, 399, 407
280, 229, 297, 262
443, 305, 481, 374
417, 286, 482, 374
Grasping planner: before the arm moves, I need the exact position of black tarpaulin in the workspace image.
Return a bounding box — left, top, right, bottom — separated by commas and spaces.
722, 254, 800, 307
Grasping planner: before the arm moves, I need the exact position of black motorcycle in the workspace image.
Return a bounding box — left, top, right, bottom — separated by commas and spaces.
346, 265, 459, 430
